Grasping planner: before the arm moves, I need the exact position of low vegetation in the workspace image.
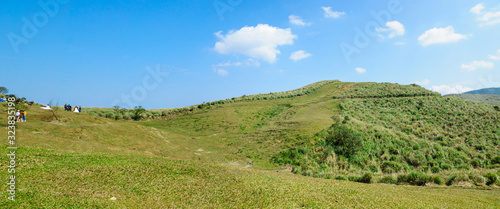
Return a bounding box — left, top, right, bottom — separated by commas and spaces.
274, 85, 500, 187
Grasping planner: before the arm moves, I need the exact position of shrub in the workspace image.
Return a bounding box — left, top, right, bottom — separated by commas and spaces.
433, 176, 443, 185
324, 124, 363, 158
379, 176, 397, 184
302, 170, 313, 177
431, 166, 441, 173
484, 172, 498, 186
368, 165, 379, 173
470, 159, 483, 168
440, 164, 451, 170
381, 161, 402, 174
358, 173, 373, 184
470, 174, 486, 186
105, 112, 115, 119
132, 106, 146, 121
446, 173, 470, 186
397, 172, 432, 186
334, 175, 347, 181
348, 175, 360, 182
491, 156, 500, 165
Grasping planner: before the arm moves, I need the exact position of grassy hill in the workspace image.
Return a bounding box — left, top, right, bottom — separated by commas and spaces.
1, 81, 499, 208
463, 87, 500, 95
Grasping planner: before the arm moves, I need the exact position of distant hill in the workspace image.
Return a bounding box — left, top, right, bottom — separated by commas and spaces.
463, 87, 500, 95
446, 94, 500, 106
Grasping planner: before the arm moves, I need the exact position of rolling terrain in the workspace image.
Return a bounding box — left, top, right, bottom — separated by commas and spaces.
1, 81, 499, 208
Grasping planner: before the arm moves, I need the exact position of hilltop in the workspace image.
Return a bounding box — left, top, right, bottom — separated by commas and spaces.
0, 81, 499, 208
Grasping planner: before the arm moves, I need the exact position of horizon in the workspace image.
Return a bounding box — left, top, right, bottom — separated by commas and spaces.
2, 0, 500, 109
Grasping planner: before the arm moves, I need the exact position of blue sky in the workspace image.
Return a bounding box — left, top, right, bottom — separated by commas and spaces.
1, 0, 500, 109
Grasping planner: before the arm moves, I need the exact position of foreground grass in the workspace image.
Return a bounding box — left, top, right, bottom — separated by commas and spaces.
1, 147, 499, 208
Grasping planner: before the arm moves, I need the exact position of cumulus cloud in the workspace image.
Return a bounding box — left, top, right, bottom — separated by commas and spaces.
489, 49, 500, 60
214, 24, 297, 63
355, 67, 366, 74
289, 15, 310, 26
290, 50, 312, 61
431, 85, 473, 95
418, 26, 468, 46
413, 79, 430, 86
376, 21, 405, 39
470, 3, 500, 26
470, 3, 485, 14
461, 60, 495, 71
322, 7, 345, 18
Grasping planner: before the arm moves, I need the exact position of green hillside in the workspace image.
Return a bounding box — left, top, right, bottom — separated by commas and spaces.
1, 81, 499, 208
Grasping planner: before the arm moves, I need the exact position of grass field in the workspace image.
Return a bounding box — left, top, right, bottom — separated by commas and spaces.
0, 81, 499, 208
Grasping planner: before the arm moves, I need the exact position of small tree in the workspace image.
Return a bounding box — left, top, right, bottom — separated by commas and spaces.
132, 106, 146, 121
113, 105, 122, 120
48, 100, 60, 121
324, 124, 363, 158
0, 87, 8, 94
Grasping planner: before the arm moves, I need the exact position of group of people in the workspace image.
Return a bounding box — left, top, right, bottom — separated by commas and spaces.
15, 110, 27, 122
64, 104, 82, 113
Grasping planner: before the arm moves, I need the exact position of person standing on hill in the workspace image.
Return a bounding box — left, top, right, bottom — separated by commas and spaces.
74, 106, 79, 113
15, 110, 20, 122
19, 110, 26, 122
79, 106, 82, 113
64, 104, 68, 111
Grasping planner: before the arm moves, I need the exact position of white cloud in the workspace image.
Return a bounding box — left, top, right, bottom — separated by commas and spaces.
215, 69, 228, 76
418, 26, 468, 46
290, 50, 312, 61
355, 67, 366, 74
376, 21, 405, 39
470, 3, 500, 26
214, 61, 242, 67
431, 85, 473, 95
470, 3, 485, 14
214, 24, 297, 63
322, 7, 345, 19
413, 79, 430, 86
289, 15, 310, 26
489, 49, 500, 60
461, 60, 495, 71
213, 59, 260, 68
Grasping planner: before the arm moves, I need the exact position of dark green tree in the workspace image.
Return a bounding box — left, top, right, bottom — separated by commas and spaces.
324, 124, 363, 158
132, 106, 146, 121
0, 87, 8, 94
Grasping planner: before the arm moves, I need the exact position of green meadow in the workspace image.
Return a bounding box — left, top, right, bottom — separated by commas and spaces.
1, 81, 499, 208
